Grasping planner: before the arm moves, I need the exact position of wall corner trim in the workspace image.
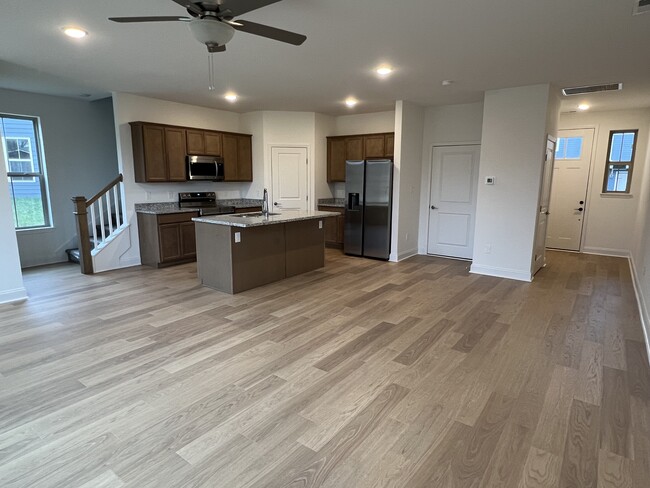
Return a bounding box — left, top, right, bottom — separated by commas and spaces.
469, 264, 532, 282
397, 249, 419, 262
0, 287, 28, 304
628, 256, 650, 368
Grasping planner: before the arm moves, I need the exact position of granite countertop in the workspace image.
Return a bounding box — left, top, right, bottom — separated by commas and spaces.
135, 199, 263, 215
317, 198, 345, 208
193, 210, 339, 228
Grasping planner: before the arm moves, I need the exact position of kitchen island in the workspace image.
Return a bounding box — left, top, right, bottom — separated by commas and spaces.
193, 210, 338, 293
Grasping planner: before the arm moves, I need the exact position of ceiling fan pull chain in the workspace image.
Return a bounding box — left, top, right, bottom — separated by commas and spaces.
208, 53, 215, 91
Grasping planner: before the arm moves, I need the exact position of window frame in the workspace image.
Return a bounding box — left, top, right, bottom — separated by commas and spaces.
602, 129, 638, 194
1, 113, 53, 230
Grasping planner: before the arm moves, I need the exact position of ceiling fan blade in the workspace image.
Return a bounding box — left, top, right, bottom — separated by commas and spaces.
109, 16, 190, 23
219, 0, 282, 18
233, 20, 306, 45
207, 44, 226, 53
170, 0, 203, 16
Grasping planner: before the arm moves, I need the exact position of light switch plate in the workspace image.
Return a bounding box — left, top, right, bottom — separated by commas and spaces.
234, 232, 241, 243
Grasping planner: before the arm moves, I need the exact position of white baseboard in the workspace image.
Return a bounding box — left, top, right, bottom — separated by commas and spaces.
582, 246, 631, 258
0, 287, 28, 304
628, 257, 650, 368
469, 263, 532, 282
397, 248, 418, 261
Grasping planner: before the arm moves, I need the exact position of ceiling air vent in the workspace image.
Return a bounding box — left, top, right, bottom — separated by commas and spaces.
562, 83, 623, 96
634, 0, 650, 15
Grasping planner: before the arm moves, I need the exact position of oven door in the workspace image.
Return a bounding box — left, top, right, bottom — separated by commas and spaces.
187, 156, 225, 181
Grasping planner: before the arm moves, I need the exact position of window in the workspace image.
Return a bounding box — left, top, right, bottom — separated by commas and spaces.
555, 136, 583, 159
603, 129, 638, 193
1, 115, 52, 229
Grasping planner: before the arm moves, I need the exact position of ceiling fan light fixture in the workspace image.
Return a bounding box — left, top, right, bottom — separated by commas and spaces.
224, 92, 238, 102
188, 18, 235, 47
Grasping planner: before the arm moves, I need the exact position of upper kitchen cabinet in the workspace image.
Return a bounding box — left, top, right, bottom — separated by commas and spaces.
222, 133, 253, 182
186, 130, 223, 156
130, 121, 252, 183
327, 132, 394, 182
131, 122, 186, 183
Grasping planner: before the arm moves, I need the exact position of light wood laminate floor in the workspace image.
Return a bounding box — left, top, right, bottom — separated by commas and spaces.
0, 250, 649, 487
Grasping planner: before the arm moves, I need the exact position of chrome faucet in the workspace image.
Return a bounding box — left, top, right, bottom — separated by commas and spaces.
262, 188, 269, 216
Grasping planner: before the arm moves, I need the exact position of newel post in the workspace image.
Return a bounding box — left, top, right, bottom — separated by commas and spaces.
72, 196, 93, 275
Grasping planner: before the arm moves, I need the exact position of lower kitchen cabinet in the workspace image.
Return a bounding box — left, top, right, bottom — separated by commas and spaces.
318, 205, 345, 248
235, 206, 263, 214
137, 211, 199, 267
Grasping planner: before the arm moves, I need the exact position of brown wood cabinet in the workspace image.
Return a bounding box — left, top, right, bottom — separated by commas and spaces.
223, 133, 253, 182
318, 205, 345, 248
235, 206, 263, 214
326, 132, 394, 182
137, 211, 199, 267
130, 121, 252, 183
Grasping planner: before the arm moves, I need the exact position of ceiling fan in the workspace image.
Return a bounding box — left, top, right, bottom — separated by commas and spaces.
109, 0, 307, 53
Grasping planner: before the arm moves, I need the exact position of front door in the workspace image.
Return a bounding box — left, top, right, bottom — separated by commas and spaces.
533, 137, 556, 275
427, 145, 480, 259
546, 128, 594, 251
271, 146, 309, 212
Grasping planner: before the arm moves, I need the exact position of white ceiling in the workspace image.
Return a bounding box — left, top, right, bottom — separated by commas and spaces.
1, 0, 650, 115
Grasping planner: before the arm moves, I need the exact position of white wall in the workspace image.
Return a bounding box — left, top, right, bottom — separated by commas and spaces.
260, 111, 317, 210
418, 102, 484, 253
630, 125, 650, 359
0, 89, 119, 267
0, 148, 26, 303
471, 84, 555, 281
559, 108, 650, 256
391, 101, 424, 261
315, 113, 335, 202
334, 111, 395, 136
112, 92, 247, 268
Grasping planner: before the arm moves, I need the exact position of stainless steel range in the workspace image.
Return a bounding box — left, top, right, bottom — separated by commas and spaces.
178, 192, 235, 216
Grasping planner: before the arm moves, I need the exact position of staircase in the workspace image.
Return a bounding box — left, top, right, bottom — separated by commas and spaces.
70, 174, 129, 274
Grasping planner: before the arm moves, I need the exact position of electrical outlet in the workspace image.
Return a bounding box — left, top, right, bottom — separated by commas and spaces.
405, 232, 409, 242
234, 232, 241, 243
318, 220, 323, 229
145, 191, 151, 201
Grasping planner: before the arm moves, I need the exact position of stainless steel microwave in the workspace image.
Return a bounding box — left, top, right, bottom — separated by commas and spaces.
187, 155, 225, 181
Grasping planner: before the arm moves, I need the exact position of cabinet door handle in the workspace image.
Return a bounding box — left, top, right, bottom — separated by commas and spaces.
431, 205, 438, 210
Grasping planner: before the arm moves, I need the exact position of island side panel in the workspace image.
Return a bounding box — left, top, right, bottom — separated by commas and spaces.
231, 225, 286, 293
195, 222, 234, 293
285, 219, 326, 278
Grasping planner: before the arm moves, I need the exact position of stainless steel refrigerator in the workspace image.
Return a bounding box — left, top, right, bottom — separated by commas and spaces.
344, 159, 393, 260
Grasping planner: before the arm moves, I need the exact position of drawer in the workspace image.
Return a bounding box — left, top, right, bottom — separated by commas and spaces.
157, 212, 198, 224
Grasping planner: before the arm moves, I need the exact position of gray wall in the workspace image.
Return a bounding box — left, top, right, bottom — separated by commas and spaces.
0, 89, 119, 267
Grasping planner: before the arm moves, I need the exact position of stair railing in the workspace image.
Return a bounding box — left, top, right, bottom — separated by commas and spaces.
72, 174, 126, 274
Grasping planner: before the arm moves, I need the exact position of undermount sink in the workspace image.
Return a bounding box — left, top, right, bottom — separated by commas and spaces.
238, 212, 281, 217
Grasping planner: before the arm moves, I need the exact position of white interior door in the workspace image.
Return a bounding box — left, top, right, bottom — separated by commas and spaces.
533, 137, 556, 275
271, 146, 309, 212
546, 129, 594, 251
427, 145, 480, 259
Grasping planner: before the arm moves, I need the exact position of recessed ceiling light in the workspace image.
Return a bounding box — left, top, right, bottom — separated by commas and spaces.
578, 104, 590, 111
62, 27, 88, 39
224, 92, 238, 102
442, 80, 454, 86
375, 65, 393, 77
345, 97, 358, 108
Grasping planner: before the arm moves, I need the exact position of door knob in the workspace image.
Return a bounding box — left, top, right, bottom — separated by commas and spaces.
579, 200, 584, 204
545, 211, 550, 215
431, 205, 437, 210
575, 207, 584, 212
274, 202, 279, 206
